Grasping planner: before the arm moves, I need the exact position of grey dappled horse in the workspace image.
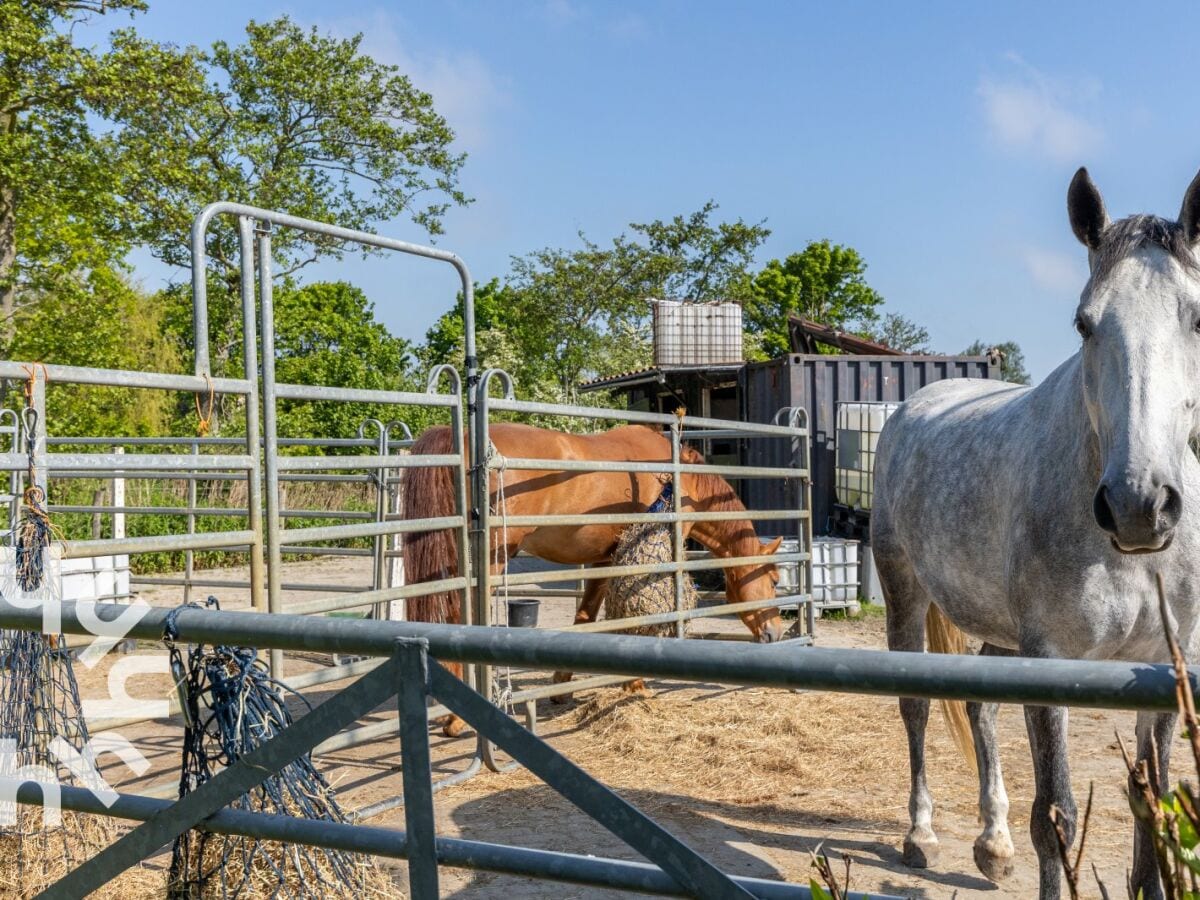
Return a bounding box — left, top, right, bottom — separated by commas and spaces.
873, 167, 1200, 900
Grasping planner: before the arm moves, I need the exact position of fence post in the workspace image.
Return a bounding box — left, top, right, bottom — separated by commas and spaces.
256, 222, 284, 678
394, 637, 439, 899
671, 416, 685, 640
184, 440, 198, 603
372, 422, 388, 620
238, 216, 268, 617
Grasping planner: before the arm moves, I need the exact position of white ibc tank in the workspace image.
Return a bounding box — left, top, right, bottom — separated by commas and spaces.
835, 401, 900, 510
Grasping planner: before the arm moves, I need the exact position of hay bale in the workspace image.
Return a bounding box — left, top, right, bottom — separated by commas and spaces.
0, 808, 163, 899
174, 791, 398, 899
605, 523, 697, 637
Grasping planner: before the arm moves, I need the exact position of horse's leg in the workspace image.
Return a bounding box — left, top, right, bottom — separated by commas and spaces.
1024, 696, 1074, 900
970, 643, 1016, 882
550, 575, 609, 701
878, 546, 939, 867
441, 539, 523, 738
1130, 710, 1176, 900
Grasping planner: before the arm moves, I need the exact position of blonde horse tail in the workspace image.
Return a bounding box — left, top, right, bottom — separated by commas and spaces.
925, 605, 979, 776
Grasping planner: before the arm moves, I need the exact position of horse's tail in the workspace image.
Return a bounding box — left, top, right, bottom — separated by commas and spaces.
402, 426, 462, 625
925, 605, 979, 775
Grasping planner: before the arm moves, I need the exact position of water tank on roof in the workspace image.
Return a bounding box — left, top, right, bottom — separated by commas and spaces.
651, 299, 743, 367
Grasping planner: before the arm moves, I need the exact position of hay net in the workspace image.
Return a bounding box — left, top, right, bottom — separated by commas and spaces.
165, 599, 394, 899
0, 626, 119, 897
605, 520, 698, 638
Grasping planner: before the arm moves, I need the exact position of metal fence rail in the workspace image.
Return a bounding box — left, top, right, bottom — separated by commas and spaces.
0, 200, 862, 898
1, 598, 1194, 899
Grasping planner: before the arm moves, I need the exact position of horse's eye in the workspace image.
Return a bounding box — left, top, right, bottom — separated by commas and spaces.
1194, 318, 1200, 335
1074, 315, 1092, 339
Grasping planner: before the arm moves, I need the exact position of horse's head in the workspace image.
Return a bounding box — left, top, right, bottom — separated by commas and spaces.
1068, 167, 1200, 553
730, 536, 785, 643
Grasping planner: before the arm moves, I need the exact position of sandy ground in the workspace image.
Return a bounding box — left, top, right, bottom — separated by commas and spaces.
61, 555, 1167, 899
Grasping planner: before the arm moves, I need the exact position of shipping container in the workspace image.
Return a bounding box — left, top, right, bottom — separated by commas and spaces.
740, 354, 998, 534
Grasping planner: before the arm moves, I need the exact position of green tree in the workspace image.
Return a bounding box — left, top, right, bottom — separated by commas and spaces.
105, 16, 469, 379
630, 200, 769, 301
866, 312, 931, 353
964, 339, 1030, 385
7, 267, 181, 435
746, 240, 885, 358
0, 0, 196, 344
268, 282, 416, 438
421, 278, 516, 367
424, 205, 768, 403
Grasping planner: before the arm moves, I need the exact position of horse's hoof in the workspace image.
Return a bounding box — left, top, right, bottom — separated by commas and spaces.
902, 830, 940, 868
441, 715, 467, 738
550, 671, 574, 704
973, 833, 1015, 882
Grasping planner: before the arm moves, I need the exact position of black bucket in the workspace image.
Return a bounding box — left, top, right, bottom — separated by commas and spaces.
507, 598, 540, 628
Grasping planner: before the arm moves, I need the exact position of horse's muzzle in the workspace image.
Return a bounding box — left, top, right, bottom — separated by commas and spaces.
1093, 479, 1182, 553
756, 621, 785, 644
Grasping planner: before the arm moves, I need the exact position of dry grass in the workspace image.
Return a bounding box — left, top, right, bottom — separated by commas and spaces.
0, 810, 163, 899
170, 791, 402, 900
556, 686, 924, 808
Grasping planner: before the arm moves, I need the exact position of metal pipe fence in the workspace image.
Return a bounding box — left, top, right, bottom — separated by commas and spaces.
3, 598, 1197, 898
0, 201, 827, 897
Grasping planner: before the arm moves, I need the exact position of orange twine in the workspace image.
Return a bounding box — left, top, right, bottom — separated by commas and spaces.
194, 374, 215, 436
21, 362, 48, 404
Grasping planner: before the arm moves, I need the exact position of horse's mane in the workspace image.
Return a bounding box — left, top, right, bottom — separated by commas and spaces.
681, 445, 762, 558
1092, 214, 1199, 283
679, 445, 744, 510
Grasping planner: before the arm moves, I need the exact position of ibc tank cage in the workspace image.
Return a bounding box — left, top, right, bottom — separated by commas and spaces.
651, 299, 743, 367
834, 401, 900, 511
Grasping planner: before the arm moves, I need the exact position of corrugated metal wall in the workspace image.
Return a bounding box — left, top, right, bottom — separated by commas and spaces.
740, 354, 999, 535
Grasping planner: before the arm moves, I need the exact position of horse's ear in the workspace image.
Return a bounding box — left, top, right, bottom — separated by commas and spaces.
1068, 167, 1109, 250
1179, 168, 1200, 245
760, 536, 783, 556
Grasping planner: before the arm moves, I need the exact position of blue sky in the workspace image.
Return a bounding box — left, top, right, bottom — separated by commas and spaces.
85, 2, 1200, 383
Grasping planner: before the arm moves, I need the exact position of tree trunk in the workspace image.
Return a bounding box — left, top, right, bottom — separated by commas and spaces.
0, 111, 16, 348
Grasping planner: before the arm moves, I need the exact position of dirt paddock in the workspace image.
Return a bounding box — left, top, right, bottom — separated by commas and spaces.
69, 557, 1167, 899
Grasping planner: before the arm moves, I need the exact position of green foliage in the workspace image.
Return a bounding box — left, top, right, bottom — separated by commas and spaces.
107, 15, 468, 272
865, 312, 931, 353
963, 339, 1030, 385
0, 0, 180, 341
266, 281, 417, 438
6, 268, 180, 435
424, 204, 768, 406
93, 15, 469, 387
746, 240, 885, 359
630, 200, 769, 301
45, 477, 375, 574
422, 278, 515, 367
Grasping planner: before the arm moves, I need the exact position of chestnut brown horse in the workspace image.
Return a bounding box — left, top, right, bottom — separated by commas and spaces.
402, 422, 786, 736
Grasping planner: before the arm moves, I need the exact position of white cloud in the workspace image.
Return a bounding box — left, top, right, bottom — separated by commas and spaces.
323, 11, 510, 153
542, 0, 582, 26
978, 55, 1103, 163
540, 1, 648, 41
1021, 246, 1086, 294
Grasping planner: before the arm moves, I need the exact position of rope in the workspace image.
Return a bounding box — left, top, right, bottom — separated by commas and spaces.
485, 442, 515, 711
193, 374, 214, 437
11, 365, 60, 593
